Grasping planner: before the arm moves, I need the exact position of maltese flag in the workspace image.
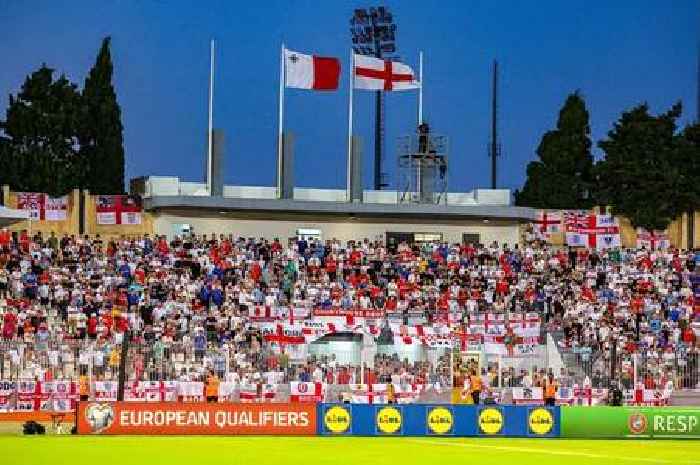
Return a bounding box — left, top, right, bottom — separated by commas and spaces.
284, 48, 340, 90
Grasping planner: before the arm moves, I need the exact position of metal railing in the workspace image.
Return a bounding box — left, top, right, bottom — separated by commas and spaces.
3, 338, 696, 393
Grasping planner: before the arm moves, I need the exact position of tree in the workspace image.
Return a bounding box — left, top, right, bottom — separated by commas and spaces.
671, 122, 700, 215
79, 36, 125, 194
0, 65, 82, 196
595, 102, 683, 231
515, 92, 594, 209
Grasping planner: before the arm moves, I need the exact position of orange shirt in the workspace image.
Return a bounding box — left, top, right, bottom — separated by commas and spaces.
470, 375, 482, 392
205, 375, 220, 397
545, 381, 557, 398
79, 375, 89, 396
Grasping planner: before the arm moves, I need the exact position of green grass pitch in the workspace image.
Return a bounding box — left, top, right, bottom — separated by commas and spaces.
2, 436, 700, 465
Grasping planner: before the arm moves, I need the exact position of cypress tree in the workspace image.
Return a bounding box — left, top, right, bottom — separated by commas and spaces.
0, 65, 81, 195
595, 103, 683, 230
515, 92, 594, 209
80, 37, 125, 194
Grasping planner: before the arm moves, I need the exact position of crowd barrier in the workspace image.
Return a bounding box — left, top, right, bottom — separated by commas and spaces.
73, 402, 700, 438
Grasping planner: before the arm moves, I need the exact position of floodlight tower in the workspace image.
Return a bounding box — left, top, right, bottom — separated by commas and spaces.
350, 7, 397, 190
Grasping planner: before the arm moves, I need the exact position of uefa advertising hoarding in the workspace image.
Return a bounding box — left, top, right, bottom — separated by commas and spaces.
77, 403, 700, 438
561, 407, 700, 438
77, 403, 560, 437
77, 402, 317, 435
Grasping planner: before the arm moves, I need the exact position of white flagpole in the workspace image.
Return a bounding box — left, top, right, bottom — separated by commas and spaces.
277, 43, 285, 198
418, 50, 423, 125
346, 50, 354, 201
207, 39, 215, 194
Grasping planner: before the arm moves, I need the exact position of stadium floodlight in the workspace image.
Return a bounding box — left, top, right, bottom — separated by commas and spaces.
350, 7, 396, 60
349, 6, 397, 191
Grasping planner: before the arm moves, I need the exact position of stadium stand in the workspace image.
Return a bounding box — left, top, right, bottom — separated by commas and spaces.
0, 228, 697, 411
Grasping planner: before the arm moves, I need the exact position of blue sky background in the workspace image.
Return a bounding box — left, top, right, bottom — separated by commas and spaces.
0, 0, 697, 192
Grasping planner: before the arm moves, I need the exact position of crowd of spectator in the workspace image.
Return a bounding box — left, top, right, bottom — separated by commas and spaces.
0, 227, 698, 393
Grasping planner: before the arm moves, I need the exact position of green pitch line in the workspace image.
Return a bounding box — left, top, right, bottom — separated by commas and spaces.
3, 436, 700, 465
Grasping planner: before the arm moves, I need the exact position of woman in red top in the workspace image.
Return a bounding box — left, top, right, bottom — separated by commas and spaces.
496, 278, 509, 295
249, 262, 261, 282
337, 368, 351, 385
19, 230, 29, 253
220, 239, 232, 256
157, 238, 169, 255
0, 229, 11, 250
87, 315, 98, 339
630, 294, 644, 314
682, 327, 696, 345
2, 312, 17, 339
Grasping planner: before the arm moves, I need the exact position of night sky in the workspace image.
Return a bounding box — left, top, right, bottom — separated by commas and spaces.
0, 0, 697, 193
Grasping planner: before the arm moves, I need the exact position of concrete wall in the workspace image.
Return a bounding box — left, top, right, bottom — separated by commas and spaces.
474, 189, 511, 206
294, 188, 346, 202
151, 212, 522, 246
363, 190, 397, 204
223, 185, 277, 199
140, 176, 512, 207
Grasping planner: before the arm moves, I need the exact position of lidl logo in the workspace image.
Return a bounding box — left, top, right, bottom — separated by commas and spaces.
376, 406, 402, 434
528, 408, 554, 435
478, 408, 503, 435
324, 406, 351, 434
426, 407, 453, 435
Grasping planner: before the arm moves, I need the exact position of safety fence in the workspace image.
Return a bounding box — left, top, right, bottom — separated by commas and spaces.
11, 338, 699, 392
559, 345, 700, 390
74, 403, 700, 438
1, 377, 678, 415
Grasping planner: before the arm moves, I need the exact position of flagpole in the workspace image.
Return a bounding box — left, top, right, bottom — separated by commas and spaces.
346, 49, 354, 201
277, 43, 285, 199
418, 50, 423, 125
207, 39, 215, 194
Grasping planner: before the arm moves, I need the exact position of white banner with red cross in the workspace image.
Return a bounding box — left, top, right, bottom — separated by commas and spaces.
16, 192, 68, 221
289, 382, 324, 402
566, 214, 620, 250
534, 210, 561, 238
636, 228, 670, 250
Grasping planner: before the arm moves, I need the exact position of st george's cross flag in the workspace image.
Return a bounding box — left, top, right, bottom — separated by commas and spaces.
284, 48, 341, 90
636, 228, 670, 250
565, 214, 620, 250
534, 210, 561, 238
353, 54, 420, 91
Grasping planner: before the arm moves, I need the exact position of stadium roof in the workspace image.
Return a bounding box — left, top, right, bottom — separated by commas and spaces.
144, 195, 536, 222
137, 176, 537, 222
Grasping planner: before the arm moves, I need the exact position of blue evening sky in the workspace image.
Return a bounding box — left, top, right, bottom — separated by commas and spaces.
0, 0, 697, 192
